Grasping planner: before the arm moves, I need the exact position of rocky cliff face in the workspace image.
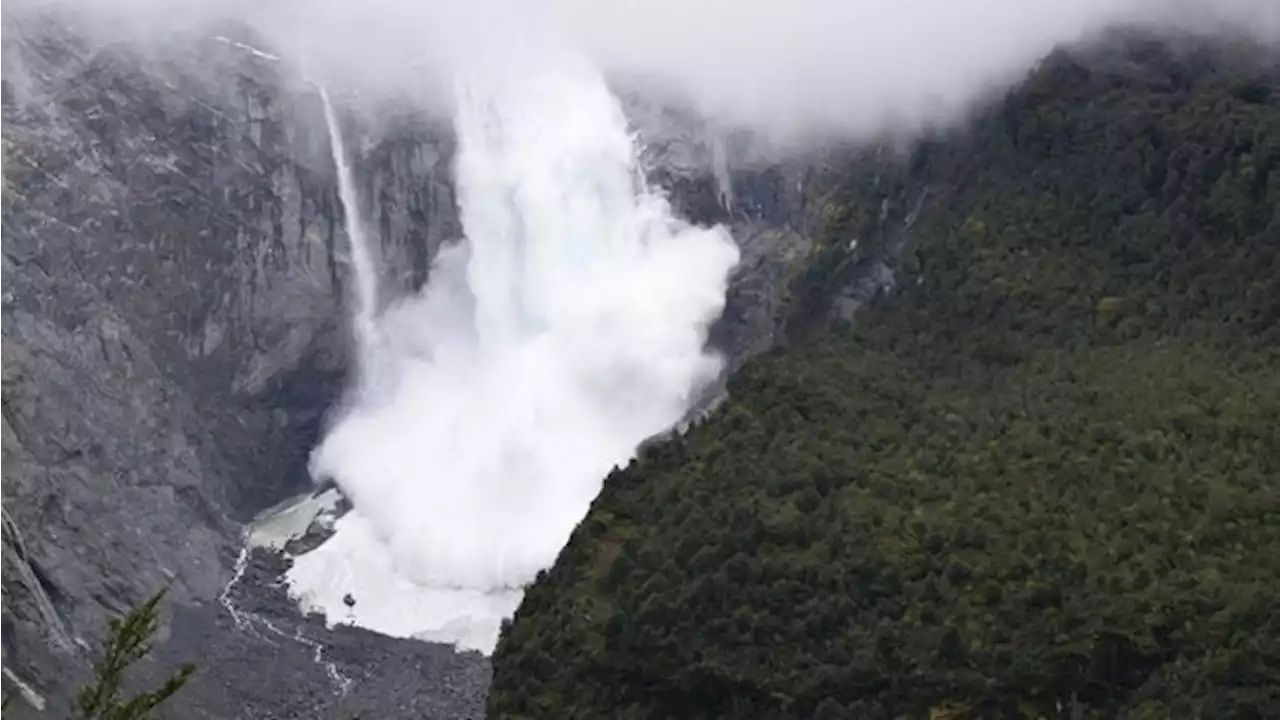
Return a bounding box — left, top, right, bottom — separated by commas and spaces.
1, 19, 464, 712
1, 16, 841, 716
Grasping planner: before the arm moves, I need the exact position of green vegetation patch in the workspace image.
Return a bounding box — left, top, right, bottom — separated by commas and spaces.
490, 36, 1280, 719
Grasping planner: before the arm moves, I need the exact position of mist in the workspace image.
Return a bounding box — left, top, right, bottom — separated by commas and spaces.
9, 0, 1278, 145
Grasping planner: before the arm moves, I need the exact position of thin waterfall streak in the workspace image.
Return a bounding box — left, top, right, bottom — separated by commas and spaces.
319, 86, 379, 361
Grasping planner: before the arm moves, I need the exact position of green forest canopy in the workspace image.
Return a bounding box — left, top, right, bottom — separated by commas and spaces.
488, 35, 1280, 720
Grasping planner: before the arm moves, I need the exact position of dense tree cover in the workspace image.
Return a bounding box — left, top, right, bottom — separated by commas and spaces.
488, 36, 1280, 719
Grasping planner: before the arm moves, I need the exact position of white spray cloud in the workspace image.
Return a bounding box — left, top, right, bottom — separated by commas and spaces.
286, 16, 738, 648
311, 63, 739, 582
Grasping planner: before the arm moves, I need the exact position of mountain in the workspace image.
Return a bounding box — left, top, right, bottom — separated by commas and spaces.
0, 16, 820, 717
487, 32, 1280, 719
5, 13, 1277, 719
0, 18, 502, 718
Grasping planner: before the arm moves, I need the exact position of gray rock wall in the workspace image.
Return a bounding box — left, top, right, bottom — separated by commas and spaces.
1, 19, 459, 702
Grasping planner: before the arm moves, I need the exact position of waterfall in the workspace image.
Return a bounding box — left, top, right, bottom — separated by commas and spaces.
290, 37, 739, 654
318, 87, 379, 357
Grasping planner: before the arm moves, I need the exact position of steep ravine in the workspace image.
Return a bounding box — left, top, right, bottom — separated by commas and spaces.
0, 21, 848, 718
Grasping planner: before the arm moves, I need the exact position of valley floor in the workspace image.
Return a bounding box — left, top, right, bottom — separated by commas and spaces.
160, 548, 492, 720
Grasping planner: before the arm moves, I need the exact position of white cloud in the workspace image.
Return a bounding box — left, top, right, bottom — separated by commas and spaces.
9, 0, 1277, 144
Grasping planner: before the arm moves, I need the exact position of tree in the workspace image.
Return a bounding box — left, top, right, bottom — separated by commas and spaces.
2, 590, 196, 717
75, 589, 194, 720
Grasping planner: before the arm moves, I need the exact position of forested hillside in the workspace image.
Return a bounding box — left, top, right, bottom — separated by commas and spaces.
488, 34, 1280, 719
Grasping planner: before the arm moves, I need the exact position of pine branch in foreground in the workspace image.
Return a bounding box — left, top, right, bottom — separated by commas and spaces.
75, 589, 195, 720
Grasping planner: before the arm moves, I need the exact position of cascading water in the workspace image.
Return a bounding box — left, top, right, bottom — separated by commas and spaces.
285, 35, 739, 653
318, 86, 379, 355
